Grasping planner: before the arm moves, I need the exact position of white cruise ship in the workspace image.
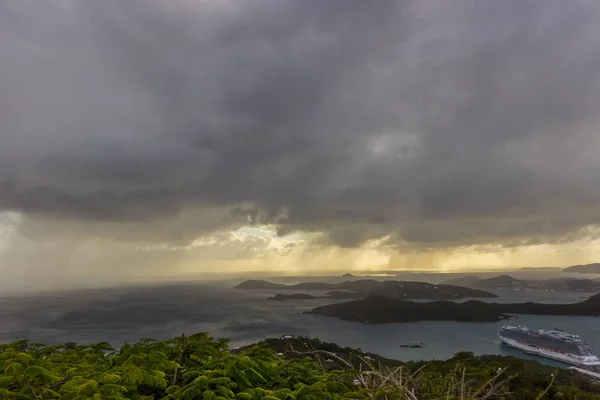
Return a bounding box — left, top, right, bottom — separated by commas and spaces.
498, 325, 600, 368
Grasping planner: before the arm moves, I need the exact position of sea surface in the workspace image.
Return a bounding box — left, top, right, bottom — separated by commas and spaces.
1, 274, 599, 367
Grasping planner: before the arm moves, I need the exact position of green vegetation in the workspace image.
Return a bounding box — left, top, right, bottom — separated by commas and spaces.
1, 334, 600, 399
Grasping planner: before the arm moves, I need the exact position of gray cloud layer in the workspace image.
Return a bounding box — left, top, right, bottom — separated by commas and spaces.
2, 0, 600, 249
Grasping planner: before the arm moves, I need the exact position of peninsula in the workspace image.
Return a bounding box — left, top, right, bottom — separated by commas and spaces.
310, 293, 600, 324
442, 274, 600, 292
562, 263, 600, 274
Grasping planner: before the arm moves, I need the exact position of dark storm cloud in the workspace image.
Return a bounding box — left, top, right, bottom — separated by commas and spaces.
1, 0, 600, 248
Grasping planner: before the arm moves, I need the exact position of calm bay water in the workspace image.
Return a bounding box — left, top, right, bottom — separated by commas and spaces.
1, 275, 599, 367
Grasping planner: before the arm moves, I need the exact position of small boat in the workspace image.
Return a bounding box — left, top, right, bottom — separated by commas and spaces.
399, 342, 424, 348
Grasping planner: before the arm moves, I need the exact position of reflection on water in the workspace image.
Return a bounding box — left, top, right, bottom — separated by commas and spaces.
1, 278, 598, 368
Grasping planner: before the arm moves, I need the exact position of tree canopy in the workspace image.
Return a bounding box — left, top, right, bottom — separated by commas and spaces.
1, 333, 599, 399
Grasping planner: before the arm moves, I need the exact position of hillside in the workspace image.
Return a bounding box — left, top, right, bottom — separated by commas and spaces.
2, 333, 600, 399
234, 336, 403, 368
236, 279, 497, 300
310, 293, 600, 324
563, 263, 600, 274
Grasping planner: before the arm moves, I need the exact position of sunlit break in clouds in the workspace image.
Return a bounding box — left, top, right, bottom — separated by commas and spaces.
2, 0, 600, 290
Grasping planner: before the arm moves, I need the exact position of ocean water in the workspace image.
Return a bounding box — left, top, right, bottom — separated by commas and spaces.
1, 277, 599, 367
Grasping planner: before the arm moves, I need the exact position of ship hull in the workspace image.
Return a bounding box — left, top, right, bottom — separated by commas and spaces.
499, 336, 600, 368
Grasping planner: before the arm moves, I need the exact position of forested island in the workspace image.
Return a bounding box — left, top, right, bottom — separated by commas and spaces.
2, 333, 600, 399
237, 279, 497, 300
310, 293, 600, 323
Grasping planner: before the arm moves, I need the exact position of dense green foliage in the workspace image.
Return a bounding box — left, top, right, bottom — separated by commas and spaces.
1, 334, 600, 399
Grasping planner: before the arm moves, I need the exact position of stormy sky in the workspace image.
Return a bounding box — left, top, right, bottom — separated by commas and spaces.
2, 0, 600, 289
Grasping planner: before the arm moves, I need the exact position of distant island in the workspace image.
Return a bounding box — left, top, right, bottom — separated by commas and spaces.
468, 274, 520, 289
310, 293, 600, 324
442, 274, 520, 290
441, 275, 481, 287
236, 279, 497, 300
237, 280, 334, 290
442, 274, 600, 292
267, 291, 366, 301
342, 273, 355, 277
562, 263, 600, 274
268, 293, 319, 301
